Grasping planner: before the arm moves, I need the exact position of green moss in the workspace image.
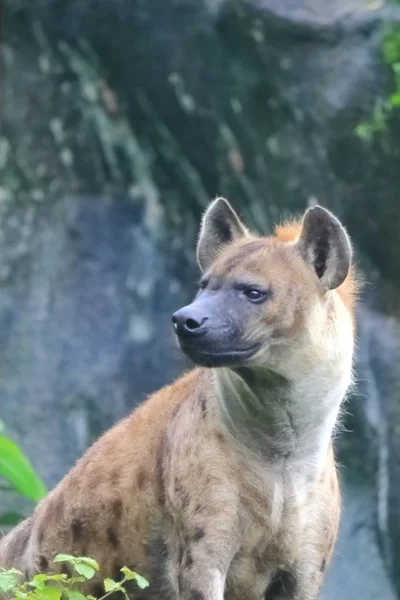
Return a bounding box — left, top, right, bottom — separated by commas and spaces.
356, 18, 400, 140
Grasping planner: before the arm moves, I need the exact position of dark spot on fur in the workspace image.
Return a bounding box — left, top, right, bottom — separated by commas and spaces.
182, 491, 190, 509
193, 527, 205, 541
174, 478, 190, 509
137, 469, 147, 490
134, 516, 141, 532
178, 546, 184, 565
171, 404, 180, 418
107, 527, 120, 548
113, 498, 123, 520
156, 431, 167, 506
199, 394, 207, 418
92, 583, 104, 598
185, 550, 193, 568
215, 432, 225, 444
190, 591, 205, 600
38, 528, 45, 546
38, 555, 49, 571
195, 504, 202, 513
110, 471, 120, 487
265, 570, 297, 599
320, 558, 327, 572
71, 518, 83, 542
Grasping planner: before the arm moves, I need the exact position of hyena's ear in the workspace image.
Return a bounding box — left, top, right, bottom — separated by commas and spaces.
296, 206, 352, 291
196, 197, 248, 271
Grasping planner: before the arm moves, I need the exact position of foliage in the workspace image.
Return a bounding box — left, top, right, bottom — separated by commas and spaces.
0, 555, 149, 600
0, 420, 47, 526
356, 13, 400, 140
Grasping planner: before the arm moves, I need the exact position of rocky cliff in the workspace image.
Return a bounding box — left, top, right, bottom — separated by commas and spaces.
2, 0, 400, 597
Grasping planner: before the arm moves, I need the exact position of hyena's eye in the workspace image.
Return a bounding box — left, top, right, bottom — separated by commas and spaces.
243, 288, 268, 304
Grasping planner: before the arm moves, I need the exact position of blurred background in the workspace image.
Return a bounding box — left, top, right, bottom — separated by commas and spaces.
2, 0, 400, 598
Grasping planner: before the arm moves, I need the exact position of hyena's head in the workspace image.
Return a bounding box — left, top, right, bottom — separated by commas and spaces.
172, 198, 356, 375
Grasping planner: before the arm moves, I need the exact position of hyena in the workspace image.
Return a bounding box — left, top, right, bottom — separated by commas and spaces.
0, 198, 356, 600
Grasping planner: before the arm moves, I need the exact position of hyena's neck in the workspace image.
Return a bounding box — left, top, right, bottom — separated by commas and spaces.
212, 363, 350, 474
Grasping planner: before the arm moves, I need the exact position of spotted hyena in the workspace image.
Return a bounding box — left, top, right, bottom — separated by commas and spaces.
0, 198, 357, 600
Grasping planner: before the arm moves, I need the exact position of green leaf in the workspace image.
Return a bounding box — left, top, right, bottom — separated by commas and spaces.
31, 574, 49, 590
32, 586, 62, 600
0, 569, 21, 592
119, 568, 134, 581
53, 554, 76, 565
41, 575, 68, 583
119, 567, 149, 589
66, 591, 88, 600
0, 435, 47, 502
67, 576, 86, 586
52, 556, 98, 579
132, 573, 149, 590
78, 558, 99, 572
103, 578, 120, 593
73, 564, 96, 580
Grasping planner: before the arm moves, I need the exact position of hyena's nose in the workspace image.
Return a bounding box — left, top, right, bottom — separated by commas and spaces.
172, 308, 208, 338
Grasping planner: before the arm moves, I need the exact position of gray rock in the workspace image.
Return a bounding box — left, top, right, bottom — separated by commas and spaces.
2, 0, 400, 596
0, 196, 189, 492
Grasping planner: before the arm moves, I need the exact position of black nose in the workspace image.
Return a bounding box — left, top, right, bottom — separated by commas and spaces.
172, 308, 208, 337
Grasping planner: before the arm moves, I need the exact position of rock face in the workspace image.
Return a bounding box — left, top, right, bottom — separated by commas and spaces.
2, 0, 400, 597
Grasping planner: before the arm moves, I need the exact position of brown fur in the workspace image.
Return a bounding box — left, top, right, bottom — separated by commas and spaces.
0, 200, 356, 600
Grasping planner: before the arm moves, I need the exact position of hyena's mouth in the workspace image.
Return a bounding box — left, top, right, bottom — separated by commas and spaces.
180, 342, 260, 368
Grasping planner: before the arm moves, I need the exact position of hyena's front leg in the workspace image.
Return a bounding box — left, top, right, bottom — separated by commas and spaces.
177, 563, 225, 600
166, 521, 236, 600
159, 421, 239, 598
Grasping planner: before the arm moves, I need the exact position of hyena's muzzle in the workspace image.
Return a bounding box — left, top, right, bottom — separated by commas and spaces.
172, 291, 260, 367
